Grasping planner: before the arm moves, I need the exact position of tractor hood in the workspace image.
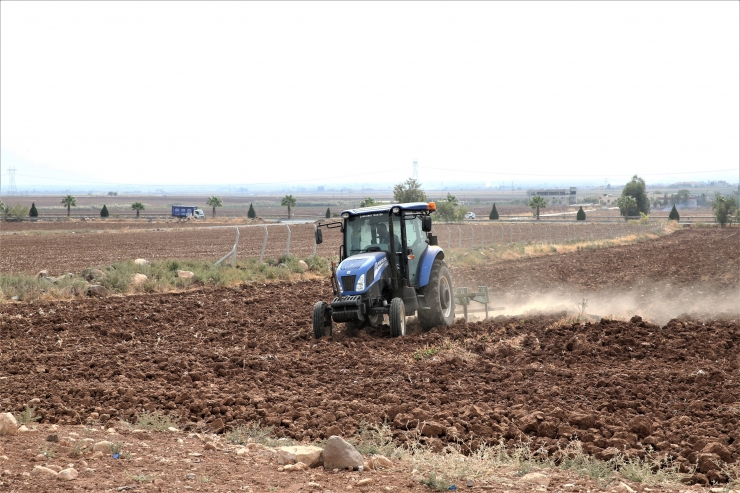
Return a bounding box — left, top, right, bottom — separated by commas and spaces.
336, 252, 389, 294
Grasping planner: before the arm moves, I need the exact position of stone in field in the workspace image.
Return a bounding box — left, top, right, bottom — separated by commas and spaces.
87, 285, 110, 297
321, 436, 363, 471
298, 260, 309, 272
277, 445, 323, 467
46, 465, 62, 473
520, 472, 550, 487
0, 413, 18, 436
177, 270, 195, 279
92, 441, 113, 454
36, 270, 49, 279
134, 258, 150, 265
282, 462, 309, 471
31, 465, 58, 477
132, 273, 148, 285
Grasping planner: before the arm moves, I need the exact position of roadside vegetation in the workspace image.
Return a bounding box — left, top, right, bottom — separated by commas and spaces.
220, 419, 695, 490
0, 255, 330, 302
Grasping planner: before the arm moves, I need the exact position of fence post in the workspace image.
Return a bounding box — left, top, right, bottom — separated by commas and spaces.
447, 226, 452, 249
259, 225, 269, 262
458, 226, 462, 248
470, 226, 475, 249
286, 224, 291, 255
313, 224, 318, 256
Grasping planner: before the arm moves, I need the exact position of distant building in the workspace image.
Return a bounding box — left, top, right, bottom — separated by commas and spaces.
527, 187, 578, 205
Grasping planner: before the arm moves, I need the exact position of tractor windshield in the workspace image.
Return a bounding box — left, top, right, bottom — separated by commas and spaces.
345, 213, 401, 257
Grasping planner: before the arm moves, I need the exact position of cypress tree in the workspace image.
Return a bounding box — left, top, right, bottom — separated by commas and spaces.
489, 203, 499, 220
576, 206, 586, 221
668, 204, 680, 221
29, 202, 38, 217
100, 204, 109, 218
325, 207, 331, 218
247, 203, 256, 219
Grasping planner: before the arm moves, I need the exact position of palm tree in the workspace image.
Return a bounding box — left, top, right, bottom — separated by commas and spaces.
281, 195, 297, 219
131, 202, 145, 219
61, 195, 76, 217
616, 196, 638, 221
529, 195, 547, 220
206, 196, 223, 218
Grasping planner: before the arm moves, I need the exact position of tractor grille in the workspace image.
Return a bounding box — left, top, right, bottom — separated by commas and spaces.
341, 275, 356, 292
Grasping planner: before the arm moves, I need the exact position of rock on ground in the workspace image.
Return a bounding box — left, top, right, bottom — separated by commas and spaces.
0, 413, 18, 436
132, 273, 148, 285
57, 468, 78, 481
87, 285, 110, 297
321, 436, 363, 471
519, 472, 550, 487
31, 465, 58, 477
134, 258, 151, 265
277, 445, 323, 468
177, 270, 195, 279
92, 441, 113, 454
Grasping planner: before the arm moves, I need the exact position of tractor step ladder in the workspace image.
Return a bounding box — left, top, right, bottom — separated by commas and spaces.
454, 286, 504, 322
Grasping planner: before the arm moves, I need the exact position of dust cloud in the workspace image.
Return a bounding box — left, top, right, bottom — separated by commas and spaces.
462, 284, 740, 326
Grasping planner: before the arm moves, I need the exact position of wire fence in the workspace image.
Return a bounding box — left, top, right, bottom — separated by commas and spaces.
430, 221, 669, 251
217, 220, 670, 263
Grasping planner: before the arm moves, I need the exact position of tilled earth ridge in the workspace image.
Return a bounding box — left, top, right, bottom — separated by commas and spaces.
1, 279, 738, 483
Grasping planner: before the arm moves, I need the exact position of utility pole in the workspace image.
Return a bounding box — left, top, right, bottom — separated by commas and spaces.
8, 167, 17, 195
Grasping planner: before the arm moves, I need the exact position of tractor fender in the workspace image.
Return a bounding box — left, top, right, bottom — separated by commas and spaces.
417, 246, 445, 288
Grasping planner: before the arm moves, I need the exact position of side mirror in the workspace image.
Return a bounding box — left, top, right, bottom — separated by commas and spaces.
315, 228, 323, 245
422, 215, 432, 232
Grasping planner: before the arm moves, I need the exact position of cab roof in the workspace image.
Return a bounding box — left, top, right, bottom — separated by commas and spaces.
340, 202, 433, 218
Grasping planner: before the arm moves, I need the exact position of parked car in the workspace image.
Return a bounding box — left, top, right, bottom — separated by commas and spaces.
465, 212, 476, 220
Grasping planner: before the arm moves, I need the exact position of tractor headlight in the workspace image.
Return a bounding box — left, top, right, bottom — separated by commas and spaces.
337, 277, 343, 293
355, 274, 365, 292
341, 212, 350, 219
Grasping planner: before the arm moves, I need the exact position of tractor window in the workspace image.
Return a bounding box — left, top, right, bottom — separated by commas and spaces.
345, 214, 395, 256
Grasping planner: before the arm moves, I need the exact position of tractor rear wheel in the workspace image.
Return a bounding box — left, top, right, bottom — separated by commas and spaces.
389, 298, 406, 337
418, 259, 455, 331
312, 301, 332, 339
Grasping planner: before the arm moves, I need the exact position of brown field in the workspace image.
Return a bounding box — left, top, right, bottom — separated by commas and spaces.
0, 228, 738, 491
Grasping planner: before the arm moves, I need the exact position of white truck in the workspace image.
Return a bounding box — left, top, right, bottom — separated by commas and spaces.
171, 206, 205, 219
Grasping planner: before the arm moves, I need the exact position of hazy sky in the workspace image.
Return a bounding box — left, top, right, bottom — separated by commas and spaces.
1, 1, 738, 190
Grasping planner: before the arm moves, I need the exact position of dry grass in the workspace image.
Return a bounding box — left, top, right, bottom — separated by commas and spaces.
444, 223, 679, 267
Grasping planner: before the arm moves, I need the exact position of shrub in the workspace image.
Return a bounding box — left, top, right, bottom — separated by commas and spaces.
29, 202, 38, 217
100, 204, 110, 218
325, 207, 331, 218
247, 203, 256, 219
668, 204, 679, 221
712, 194, 738, 227
489, 203, 499, 220
576, 206, 586, 221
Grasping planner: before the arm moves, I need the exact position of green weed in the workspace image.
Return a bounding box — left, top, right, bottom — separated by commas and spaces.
15, 406, 41, 425
131, 410, 179, 432
226, 422, 293, 447
413, 346, 441, 360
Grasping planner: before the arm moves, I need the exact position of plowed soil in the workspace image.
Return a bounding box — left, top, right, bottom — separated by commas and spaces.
1, 228, 739, 490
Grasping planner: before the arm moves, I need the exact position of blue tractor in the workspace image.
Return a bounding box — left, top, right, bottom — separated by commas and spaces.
313, 202, 455, 338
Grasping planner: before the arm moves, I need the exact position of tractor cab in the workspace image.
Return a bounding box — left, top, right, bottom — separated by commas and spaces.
313, 202, 455, 338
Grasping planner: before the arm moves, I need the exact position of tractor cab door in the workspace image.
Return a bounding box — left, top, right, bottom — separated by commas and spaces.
403, 214, 427, 286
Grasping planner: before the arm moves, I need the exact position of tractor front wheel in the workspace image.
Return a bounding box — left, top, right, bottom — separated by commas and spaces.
418, 259, 455, 331
312, 301, 332, 339
389, 298, 406, 337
